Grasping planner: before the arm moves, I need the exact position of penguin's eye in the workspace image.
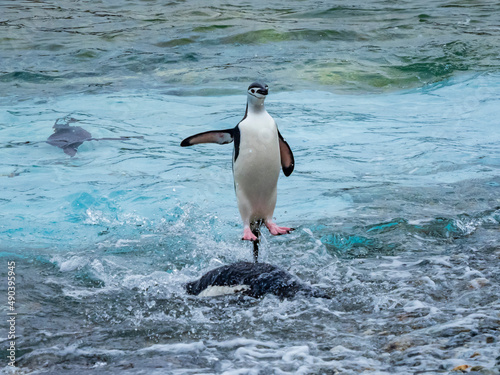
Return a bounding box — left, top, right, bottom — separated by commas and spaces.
250, 89, 255, 94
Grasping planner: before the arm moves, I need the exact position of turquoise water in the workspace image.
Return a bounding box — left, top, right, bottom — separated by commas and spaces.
1, 1, 500, 374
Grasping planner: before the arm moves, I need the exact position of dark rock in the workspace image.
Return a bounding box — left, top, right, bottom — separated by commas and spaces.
185, 261, 330, 299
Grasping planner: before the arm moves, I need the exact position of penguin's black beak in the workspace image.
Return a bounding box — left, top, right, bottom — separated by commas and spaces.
256, 88, 268, 96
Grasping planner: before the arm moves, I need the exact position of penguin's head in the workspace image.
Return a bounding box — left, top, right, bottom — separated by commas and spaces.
247, 82, 269, 105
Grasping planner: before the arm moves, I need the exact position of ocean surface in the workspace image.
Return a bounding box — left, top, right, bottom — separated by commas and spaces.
1, 1, 500, 374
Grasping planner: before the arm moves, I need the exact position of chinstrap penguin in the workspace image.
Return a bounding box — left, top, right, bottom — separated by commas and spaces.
181, 82, 295, 246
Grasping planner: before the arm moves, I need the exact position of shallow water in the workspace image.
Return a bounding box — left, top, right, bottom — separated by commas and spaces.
1, 1, 500, 374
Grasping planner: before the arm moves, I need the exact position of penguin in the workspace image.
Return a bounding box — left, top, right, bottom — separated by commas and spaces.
181, 82, 295, 246
47, 116, 143, 156
47, 117, 92, 156
185, 262, 331, 299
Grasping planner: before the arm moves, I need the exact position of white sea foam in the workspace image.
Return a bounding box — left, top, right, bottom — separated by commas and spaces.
139, 341, 205, 354
403, 300, 429, 312
57, 256, 88, 272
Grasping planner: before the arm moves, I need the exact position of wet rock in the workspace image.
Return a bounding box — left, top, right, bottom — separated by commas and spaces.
185, 262, 331, 299
470, 366, 484, 372
383, 337, 413, 352
451, 364, 470, 371
469, 278, 490, 289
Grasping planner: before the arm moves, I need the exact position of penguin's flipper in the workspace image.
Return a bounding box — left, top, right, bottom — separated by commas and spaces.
181, 129, 234, 147
278, 131, 294, 176
62, 145, 78, 157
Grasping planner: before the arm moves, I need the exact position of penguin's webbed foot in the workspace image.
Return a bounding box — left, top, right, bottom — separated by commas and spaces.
242, 227, 258, 241
265, 222, 294, 236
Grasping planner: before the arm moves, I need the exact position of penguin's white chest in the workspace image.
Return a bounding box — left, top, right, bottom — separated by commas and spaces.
233, 111, 281, 222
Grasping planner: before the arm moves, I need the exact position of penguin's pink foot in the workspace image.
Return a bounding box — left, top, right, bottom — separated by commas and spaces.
242, 227, 258, 241
265, 222, 294, 236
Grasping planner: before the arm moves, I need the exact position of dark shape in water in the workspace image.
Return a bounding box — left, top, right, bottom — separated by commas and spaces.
47, 116, 143, 156
185, 261, 330, 299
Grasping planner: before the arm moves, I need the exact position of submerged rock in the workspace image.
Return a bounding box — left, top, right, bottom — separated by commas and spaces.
185, 261, 330, 299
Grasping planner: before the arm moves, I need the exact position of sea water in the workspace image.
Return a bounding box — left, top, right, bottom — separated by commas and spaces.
1, 1, 499, 374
